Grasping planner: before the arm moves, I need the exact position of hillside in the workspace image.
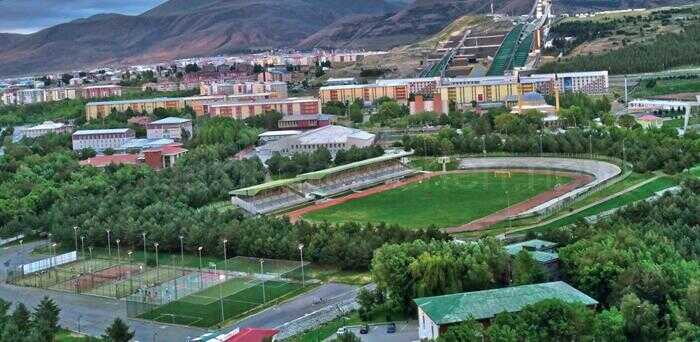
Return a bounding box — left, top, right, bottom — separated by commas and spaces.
556, 0, 696, 13
0, 0, 694, 77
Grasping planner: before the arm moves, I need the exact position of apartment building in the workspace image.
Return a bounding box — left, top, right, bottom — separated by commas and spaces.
21, 121, 74, 139
85, 95, 227, 120
72, 128, 136, 151
80, 85, 122, 98
204, 97, 321, 119
200, 81, 288, 98
520, 71, 609, 95
319, 77, 440, 105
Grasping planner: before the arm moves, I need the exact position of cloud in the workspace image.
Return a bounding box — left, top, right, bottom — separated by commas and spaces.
0, 0, 166, 34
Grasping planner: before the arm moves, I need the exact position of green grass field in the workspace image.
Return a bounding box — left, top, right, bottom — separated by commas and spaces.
535, 176, 679, 231
303, 172, 571, 229
139, 280, 302, 327
632, 78, 700, 98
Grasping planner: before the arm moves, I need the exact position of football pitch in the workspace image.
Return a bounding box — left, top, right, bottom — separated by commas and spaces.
303, 172, 571, 229
139, 279, 302, 327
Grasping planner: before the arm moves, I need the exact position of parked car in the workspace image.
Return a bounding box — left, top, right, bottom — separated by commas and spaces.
337, 327, 348, 335
360, 324, 369, 334
387, 322, 396, 334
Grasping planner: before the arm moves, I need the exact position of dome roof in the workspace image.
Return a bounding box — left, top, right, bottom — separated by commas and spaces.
522, 92, 545, 103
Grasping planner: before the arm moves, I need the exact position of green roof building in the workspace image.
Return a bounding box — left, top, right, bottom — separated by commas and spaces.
414, 281, 598, 340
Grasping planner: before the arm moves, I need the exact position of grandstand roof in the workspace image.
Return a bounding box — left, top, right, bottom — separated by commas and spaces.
229, 177, 303, 196
299, 151, 413, 180
229, 150, 413, 196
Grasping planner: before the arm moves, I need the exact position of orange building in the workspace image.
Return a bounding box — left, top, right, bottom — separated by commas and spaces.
204, 97, 321, 119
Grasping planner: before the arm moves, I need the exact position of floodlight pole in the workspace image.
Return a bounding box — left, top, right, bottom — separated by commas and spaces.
179, 236, 184, 265
198, 247, 203, 289
80, 236, 86, 272
218, 272, 225, 325
106, 229, 111, 258
116, 239, 121, 261
128, 251, 133, 292
299, 244, 305, 287
73, 226, 79, 256
142, 233, 147, 265
222, 239, 228, 271
260, 259, 266, 303
154, 242, 159, 280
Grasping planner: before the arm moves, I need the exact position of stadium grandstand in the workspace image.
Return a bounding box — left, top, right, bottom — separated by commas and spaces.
230, 151, 415, 215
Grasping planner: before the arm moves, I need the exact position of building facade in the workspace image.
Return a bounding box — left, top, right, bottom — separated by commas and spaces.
72, 128, 136, 151
438, 76, 519, 113
204, 97, 321, 119
85, 95, 227, 120
21, 121, 74, 139
146, 117, 193, 141
200, 81, 287, 98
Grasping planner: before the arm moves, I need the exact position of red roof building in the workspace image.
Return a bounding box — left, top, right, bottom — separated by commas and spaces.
143, 144, 188, 170
79, 154, 140, 168
225, 328, 278, 342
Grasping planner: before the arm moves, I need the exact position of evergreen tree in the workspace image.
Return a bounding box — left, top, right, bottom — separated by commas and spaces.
32, 297, 60, 342
102, 318, 135, 342
11, 303, 31, 333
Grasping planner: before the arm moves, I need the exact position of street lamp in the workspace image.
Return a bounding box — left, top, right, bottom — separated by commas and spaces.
128, 251, 133, 293
260, 259, 266, 303
88, 246, 93, 273
222, 239, 228, 271
198, 246, 204, 289
142, 232, 147, 265
51, 243, 57, 279
106, 229, 112, 258
298, 244, 305, 287
116, 239, 121, 261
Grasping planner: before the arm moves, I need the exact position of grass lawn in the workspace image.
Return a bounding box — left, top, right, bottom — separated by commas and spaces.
304, 172, 571, 229
139, 280, 304, 328
534, 176, 679, 231
56, 329, 101, 342
632, 78, 700, 98
663, 116, 700, 129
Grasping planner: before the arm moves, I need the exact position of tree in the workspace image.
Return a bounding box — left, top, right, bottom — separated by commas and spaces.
437, 319, 484, 342
620, 293, 663, 341
511, 250, 549, 285
11, 303, 31, 333
349, 101, 364, 123
32, 296, 60, 341
103, 148, 115, 156
102, 318, 135, 342
78, 148, 97, 160
618, 114, 638, 129
332, 332, 361, 342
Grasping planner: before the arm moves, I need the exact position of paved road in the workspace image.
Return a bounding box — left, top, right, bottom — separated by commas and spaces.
329, 321, 419, 342
235, 283, 358, 330
0, 240, 207, 341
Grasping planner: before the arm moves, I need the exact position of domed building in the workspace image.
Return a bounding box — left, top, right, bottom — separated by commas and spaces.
511, 91, 560, 127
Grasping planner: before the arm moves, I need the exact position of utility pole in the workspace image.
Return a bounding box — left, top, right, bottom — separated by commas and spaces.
106, 230, 111, 258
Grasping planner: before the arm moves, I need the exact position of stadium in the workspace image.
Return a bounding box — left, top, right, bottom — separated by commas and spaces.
229, 151, 623, 233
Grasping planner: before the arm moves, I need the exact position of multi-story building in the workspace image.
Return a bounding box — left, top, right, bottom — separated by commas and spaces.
319, 77, 440, 105
146, 117, 193, 141
258, 125, 375, 157
72, 128, 136, 151
200, 81, 287, 98
17, 89, 45, 104
45, 88, 78, 102
21, 121, 74, 139
438, 76, 520, 113
628, 99, 697, 113
85, 95, 227, 120
520, 71, 609, 95
79, 85, 122, 98
204, 97, 321, 119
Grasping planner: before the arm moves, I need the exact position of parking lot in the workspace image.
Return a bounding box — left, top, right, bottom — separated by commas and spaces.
329, 321, 419, 342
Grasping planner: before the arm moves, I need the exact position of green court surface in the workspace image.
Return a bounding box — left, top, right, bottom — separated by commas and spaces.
181, 277, 258, 305
139, 280, 302, 327
86, 266, 184, 298
536, 176, 679, 230
304, 172, 571, 229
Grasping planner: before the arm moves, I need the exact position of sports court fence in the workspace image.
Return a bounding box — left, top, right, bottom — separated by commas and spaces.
126, 256, 309, 327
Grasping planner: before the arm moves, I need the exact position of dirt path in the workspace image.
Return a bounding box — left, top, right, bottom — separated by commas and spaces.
443, 172, 593, 233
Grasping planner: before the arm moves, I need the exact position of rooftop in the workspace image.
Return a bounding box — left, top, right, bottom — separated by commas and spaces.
27, 121, 70, 130
79, 154, 140, 168
225, 328, 278, 342
150, 117, 192, 125
258, 130, 303, 137
505, 239, 556, 253
295, 125, 375, 145
637, 114, 662, 121
118, 138, 174, 150
414, 281, 598, 325
73, 128, 132, 136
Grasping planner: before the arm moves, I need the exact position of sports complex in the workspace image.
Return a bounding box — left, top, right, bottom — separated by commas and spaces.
230, 151, 634, 235
7, 253, 307, 328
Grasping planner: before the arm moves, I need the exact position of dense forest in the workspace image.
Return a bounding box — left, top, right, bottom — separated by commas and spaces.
539, 19, 700, 74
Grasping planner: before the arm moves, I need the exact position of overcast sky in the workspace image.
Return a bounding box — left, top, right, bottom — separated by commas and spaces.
0, 0, 166, 34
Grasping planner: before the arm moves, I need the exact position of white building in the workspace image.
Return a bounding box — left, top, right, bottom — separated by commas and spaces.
146, 117, 193, 141
257, 125, 375, 158
17, 89, 45, 104
21, 121, 74, 139
628, 99, 697, 113
72, 128, 135, 151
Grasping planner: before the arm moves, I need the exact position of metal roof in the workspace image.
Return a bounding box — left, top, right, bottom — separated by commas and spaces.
150, 117, 191, 125
229, 151, 413, 196
505, 239, 556, 254
73, 128, 132, 135
299, 151, 412, 180
414, 281, 598, 325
